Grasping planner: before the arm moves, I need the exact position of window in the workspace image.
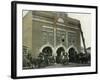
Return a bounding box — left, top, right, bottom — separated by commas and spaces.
68, 32, 76, 46
42, 26, 54, 45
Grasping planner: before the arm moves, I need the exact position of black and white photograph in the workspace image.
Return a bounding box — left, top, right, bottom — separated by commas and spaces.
22, 11, 91, 69
11, 1, 97, 79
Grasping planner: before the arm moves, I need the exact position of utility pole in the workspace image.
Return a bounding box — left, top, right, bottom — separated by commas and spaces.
79, 23, 87, 54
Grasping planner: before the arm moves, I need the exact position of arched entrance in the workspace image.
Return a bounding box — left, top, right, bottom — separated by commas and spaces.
56, 47, 65, 56
39, 44, 54, 56
42, 46, 52, 56
56, 47, 65, 63
68, 47, 77, 63
38, 46, 54, 67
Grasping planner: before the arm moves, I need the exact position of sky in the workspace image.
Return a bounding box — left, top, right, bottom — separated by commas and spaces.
68, 13, 91, 48
23, 11, 91, 48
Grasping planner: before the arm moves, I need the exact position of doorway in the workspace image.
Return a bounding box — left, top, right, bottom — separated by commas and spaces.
42, 46, 52, 56
68, 47, 77, 63
56, 47, 65, 63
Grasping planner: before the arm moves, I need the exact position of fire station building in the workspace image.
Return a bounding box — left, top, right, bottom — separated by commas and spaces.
23, 11, 81, 58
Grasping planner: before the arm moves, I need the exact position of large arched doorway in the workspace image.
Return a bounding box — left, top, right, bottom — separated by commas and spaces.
56, 47, 65, 63
38, 46, 53, 66
68, 47, 77, 63
56, 47, 65, 56
42, 46, 52, 56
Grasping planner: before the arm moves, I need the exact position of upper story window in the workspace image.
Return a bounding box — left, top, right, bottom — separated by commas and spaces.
68, 32, 77, 46
56, 30, 66, 47
42, 26, 54, 46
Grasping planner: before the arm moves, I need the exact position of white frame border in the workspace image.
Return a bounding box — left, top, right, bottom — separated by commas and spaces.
15, 2, 97, 77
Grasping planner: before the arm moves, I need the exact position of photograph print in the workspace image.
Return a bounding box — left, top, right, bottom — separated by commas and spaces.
11, 1, 97, 79
23, 11, 91, 69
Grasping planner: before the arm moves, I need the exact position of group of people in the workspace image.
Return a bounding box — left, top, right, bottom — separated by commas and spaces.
34, 51, 90, 68
56, 51, 69, 65
35, 52, 55, 68
23, 47, 90, 69
33, 51, 69, 68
